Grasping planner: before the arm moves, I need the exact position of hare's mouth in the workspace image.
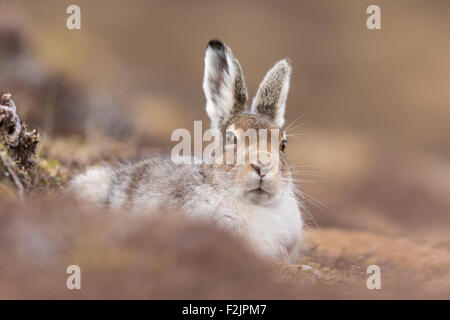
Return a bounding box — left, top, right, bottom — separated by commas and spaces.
246, 187, 275, 204
247, 187, 271, 197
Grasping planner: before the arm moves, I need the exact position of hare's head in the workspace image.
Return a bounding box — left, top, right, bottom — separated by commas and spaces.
203, 40, 293, 204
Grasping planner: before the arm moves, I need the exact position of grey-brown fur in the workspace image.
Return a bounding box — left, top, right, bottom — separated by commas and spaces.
253, 61, 290, 118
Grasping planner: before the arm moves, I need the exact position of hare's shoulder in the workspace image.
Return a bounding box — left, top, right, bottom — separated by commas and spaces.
140, 156, 206, 179
116, 155, 200, 180
116, 156, 216, 206
119, 157, 238, 229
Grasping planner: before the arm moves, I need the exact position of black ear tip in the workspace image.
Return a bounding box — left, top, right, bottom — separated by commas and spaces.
207, 39, 225, 50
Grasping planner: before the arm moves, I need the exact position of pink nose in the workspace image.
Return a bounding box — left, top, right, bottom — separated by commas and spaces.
252, 164, 266, 178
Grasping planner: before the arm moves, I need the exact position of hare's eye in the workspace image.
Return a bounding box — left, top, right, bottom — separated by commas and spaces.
226, 132, 237, 145
280, 140, 287, 152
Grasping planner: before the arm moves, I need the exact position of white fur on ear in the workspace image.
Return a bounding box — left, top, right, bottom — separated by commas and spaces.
203, 40, 248, 129
251, 59, 292, 127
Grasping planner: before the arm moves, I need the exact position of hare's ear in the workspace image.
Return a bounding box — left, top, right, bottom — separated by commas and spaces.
251, 59, 292, 127
203, 40, 248, 129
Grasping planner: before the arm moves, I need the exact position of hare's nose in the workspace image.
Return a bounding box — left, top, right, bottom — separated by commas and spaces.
252, 151, 275, 177
252, 164, 265, 178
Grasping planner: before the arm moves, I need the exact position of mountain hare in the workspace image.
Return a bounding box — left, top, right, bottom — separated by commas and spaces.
69, 40, 303, 263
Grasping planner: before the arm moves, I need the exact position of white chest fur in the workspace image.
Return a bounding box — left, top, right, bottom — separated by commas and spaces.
235, 193, 303, 261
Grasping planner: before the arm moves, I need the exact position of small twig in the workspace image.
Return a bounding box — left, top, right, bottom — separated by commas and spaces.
4, 161, 24, 200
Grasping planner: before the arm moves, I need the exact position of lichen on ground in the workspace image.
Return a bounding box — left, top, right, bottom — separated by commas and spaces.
0, 92, 65, 199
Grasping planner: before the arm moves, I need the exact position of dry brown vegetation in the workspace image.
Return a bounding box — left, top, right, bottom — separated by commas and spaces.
0, 1, 449, 299
0, 197, 298, 299
2, 197, 448, 299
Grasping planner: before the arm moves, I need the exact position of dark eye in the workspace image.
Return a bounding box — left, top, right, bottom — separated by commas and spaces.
226, 131, 237, 144
280, 140, 287, 152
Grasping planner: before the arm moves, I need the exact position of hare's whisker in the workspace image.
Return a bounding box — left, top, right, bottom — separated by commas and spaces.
285, 119, 311, 132
284, 113, 306, 131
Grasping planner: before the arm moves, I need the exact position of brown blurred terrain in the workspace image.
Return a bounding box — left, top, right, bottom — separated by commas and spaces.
0, 1, 449, 298
0, 198, 300, 299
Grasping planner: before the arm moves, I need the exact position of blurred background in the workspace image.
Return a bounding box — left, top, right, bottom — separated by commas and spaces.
0, 0, 449, 297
